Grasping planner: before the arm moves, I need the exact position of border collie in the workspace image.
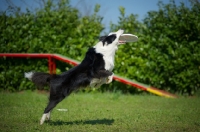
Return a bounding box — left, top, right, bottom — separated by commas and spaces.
25, 29, 125, 125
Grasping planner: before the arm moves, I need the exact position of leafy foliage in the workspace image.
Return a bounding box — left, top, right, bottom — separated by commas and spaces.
143, 0, 200, 95
0, 0, 103, 91
0, 0, 199, 95
111, 1, 200, 95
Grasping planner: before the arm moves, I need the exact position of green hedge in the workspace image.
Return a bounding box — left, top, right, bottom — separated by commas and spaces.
0, 0, 199, 95
110, 1, 200, 95
0, 0, 104, 92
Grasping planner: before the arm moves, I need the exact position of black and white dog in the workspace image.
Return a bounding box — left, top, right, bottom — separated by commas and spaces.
25, 29, 125, 125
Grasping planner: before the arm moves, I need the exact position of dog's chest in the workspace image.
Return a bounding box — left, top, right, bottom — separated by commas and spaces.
103, 56, 114, 71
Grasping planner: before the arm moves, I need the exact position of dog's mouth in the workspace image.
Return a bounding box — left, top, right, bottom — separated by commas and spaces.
118, 40, 126, 44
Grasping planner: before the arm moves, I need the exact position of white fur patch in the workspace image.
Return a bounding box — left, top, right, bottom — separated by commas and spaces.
94, 29, 124, 71
46, 112, 51, 120
103, 56, 115, 71
24, 72, 33, 80
40, 114, 47, 125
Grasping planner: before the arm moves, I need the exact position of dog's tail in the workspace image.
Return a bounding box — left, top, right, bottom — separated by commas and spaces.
25, 72, 54, 88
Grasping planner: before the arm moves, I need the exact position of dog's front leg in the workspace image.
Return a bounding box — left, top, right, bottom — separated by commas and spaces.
94, 70, 113, 78
90, 78, 102, 87
95, 70, 114, 84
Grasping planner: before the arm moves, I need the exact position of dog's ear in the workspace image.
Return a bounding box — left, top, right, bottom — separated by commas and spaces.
99, 35, 107, 41
102, 34, 116, 45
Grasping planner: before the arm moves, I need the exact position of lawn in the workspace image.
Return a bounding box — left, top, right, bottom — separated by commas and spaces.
0, 91, 200, 132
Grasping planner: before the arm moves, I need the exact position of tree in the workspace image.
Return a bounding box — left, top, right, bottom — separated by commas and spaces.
142, 0, 200, 95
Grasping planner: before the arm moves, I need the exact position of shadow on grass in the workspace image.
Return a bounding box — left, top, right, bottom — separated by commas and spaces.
49, 118, 114, 126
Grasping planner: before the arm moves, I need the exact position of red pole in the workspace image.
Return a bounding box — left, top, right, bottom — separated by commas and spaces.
52, 58, 56, 74
48, 56, 52, 74
48, 56, 56, 74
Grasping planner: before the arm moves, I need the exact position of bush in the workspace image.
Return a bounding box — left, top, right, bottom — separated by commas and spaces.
0, 0, 104, 91
110, 1, 200, 95
0, 0, 199, 95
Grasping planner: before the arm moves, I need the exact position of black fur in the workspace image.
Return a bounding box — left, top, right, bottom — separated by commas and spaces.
99, 35, 107, 41
31, 72, 55, 88
30, 48, 112, 114
99, 34, 117, 46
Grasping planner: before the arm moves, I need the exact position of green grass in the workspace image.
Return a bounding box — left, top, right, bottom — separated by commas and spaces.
0, 91, 200, 132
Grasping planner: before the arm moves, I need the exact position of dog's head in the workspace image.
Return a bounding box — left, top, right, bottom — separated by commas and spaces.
94, 29, 125, 54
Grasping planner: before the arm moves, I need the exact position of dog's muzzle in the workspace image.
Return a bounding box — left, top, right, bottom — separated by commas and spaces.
119, 40, 126, 44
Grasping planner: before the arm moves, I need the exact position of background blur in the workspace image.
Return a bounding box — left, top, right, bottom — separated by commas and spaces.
0, 0, 199, 96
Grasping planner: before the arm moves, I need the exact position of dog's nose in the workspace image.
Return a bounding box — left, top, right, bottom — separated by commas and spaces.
117, 29, 124, 35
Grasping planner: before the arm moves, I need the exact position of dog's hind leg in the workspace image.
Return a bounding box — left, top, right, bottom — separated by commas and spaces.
40, 96, 65, 125
40, 101, 59, 125
40, 112, 51, 124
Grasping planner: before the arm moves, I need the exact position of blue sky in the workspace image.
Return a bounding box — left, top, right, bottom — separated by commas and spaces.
0, 0, 189, 33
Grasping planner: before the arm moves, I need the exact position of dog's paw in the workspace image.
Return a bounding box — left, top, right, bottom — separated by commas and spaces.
94, 82, 104, 88
106, 73, 114, 84
46, 112, 51, 121
40, 114, 47, 125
